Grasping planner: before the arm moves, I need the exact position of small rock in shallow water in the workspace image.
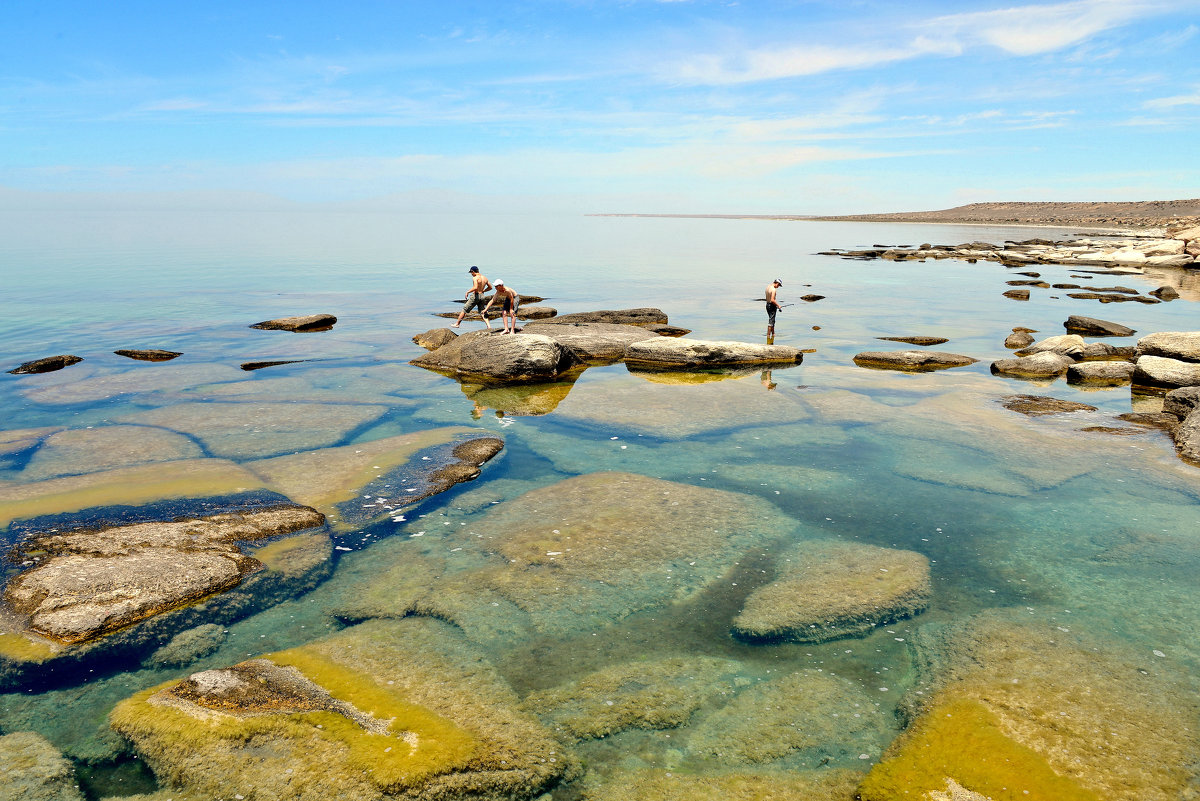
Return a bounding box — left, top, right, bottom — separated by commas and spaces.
250, 314, 337, 332
998, 395, 1098, 416
7, 355, 83, 375
113, 349, 182, 361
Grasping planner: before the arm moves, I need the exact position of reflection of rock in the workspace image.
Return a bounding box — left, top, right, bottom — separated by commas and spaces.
990, 352, 1073, 379
625, 338, 804, 367
861, 610, 1200, 801
117, 402, 388, 459
246, 428, 502, 529
626, 364, 775, 384
1063, 315, 1135, 337
853, 351, 976, 372
114, 349, 183, 361
460, 379, 577, 416
1132, 355, 1200, 390
111, 618, 576, 801
1066, 361, 1135, 386
998, 395, 1098, 416
523, 321, 660, 362
249, 314, 337, 332
7, 355, 83, 375
145, 623, 227, 668
0, 731, 85, 801
686, 669, 891, 765
411, 328, 458, 351
522, 657, 744, 741
20, 425, 203, 480
876, 336, 949, 346
411, 331, 586, 383
732, 540, 931, 644
4, 504, 325, 644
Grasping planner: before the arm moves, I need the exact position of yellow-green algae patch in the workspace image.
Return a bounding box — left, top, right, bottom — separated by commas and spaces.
250, 530, 333, 576
0, 458, 267, 529
0, 630, 58, 662
580, 766, 862, 801
858, 699, 1100, 801
111, 617, 575, 800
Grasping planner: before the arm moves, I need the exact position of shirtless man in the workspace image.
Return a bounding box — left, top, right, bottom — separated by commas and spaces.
483, 280, 520, 334
765, 278, 783, 339
452, 266, 492, 329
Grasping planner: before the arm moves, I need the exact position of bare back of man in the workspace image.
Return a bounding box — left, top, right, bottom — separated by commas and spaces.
765, 278, 782, 338
484, 281, 520, 334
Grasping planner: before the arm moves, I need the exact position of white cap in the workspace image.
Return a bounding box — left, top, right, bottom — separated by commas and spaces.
494, 279, 504, 286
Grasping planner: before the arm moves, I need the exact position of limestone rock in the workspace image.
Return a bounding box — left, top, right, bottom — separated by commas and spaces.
4, 505, 326, 643
852, 351, 976, 372
997, 395, 1097, 416
1002, 289, 1029, 300
1133, 355, 1200, 389
523, 321, 660, 362
20, 425, 204, 480
643, 324, 691, 337
1149, 286, 1180, 300
1174, 225, 1200, 242
1077, 342, 1136, 361
535, 308, 668, 327
145, 623, 227, 667
113, 349, 182, 361
7, 356, 83, 375
110, 618, 576, 801
990, 352, 1073, 379
1137, 331, 1200, 362
1015, 334, 1085, 359
876, 336, 950, 346
411, 328, 458, 351
250, 314, 337, 332
0, 731, 84, 801
732, 540, 931, 644
522, 657, 744, 741
625, 338, 804, 368
1004, 331, 1034, 349
1063, 315, 1135, 337
1066, 361, 1135, 386
1174, 409, 1200, 465
410, 331, 585, 383
1163, 387, 1200, 419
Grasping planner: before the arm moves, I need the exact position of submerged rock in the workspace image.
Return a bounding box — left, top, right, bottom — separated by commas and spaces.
998, 395, 1098, 416
0, 427, 64, 459
1063, 315, 1135, 337
732, 540, 931, 644
876, 336, 950, 346
7, 355, 83, 375
624, 338, 804, 368
411, 328, 458, 351
0, 730, 85, 801
111, 617, 576, 801
990, 352, 1074, 379
19, 425, 204, 480
410, 330, 585, 384
852, 351, 977, 372
522, 656, 744, 741
580, 767, 862, 801
4, 504, 325, 644
522, 321, 660, 362
250, 314, 337, 332
145, 623, 227, 668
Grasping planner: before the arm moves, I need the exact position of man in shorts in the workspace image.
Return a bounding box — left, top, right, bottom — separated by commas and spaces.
765, 278, 783, 339
452, 266, 493, 329
484, 280, 520, 334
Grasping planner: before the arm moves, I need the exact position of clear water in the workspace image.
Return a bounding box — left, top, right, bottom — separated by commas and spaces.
2, 209, 1199, 797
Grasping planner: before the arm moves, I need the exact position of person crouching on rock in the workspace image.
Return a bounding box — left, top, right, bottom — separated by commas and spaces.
452, 265, 493, 329
484, 280, 520, 334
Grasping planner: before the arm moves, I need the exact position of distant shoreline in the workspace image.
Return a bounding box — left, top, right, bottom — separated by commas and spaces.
590, 199, 1200, 233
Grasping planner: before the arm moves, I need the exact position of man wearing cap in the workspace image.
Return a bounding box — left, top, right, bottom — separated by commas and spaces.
765, 278, 784, 339
483, 280, 520, 334
452, 266, 493, 329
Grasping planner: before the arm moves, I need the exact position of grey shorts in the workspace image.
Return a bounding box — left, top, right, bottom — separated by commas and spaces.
766, 302, 777, 325
463, 291, 487, 313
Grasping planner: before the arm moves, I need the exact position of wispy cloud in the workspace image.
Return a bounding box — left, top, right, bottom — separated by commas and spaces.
1143, 89, 1200, 108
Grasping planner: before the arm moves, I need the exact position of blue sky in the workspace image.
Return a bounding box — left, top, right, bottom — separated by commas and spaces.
2, 0, 1198, 213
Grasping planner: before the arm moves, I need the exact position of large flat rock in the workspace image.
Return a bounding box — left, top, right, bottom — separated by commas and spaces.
20, 425, 203, 480
1063, 315, 1135, 337
250, 314, 337, 331
1137, 331, 1200, 362
410, 330, 585, 384
1133, 355, 1200, 389
534, 308, 669, 327
853, 351, 977, 371
110, 617, 575, 801
732, 540, 931, 643
625, 338, 804, 367
522, 321, 661, 362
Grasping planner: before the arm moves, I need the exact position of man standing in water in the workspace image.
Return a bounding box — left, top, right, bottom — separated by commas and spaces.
484, 280, 520, 334
451, 266, 492, 329
765, 278, 783, 341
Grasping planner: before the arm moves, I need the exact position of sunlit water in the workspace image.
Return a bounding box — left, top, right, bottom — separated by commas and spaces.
2, 209, 1199, 798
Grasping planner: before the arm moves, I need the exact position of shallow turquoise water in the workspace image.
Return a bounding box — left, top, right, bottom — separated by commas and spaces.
2, 209, 1199, 797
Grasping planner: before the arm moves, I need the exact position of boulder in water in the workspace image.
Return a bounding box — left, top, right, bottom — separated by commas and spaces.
250, 314, 337, 332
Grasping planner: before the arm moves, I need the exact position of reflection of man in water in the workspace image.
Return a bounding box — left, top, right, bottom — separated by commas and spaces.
760, 369, 777, 390
765, 278, 783, 340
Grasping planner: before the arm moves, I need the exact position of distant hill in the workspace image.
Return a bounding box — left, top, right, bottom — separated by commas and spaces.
814, 200, 1200, 230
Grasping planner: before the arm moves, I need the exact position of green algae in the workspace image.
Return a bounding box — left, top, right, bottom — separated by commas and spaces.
858, 698, 1101, 801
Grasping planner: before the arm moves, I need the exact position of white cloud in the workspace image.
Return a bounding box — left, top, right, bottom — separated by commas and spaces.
1143, 90, 1200, 109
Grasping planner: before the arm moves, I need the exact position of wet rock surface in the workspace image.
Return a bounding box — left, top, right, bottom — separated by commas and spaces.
7, 355, 84, 375
411, 328, 458, 351
998, 395, 1098, 416
111, 617, 576, 801
250, 314, 337, 332
876, 336, 950, 346
853, 350, 977, 372
732, 540, 931, 644
4, 503, 326, 644
1063, 315, 1135, 337
410, 330, 586, 384
522, 321, 661, 362
113, 349, 183, 361
624, 338, 804, 368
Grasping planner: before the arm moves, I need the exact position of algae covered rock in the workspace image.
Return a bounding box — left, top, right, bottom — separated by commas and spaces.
145, 623, 227, 668
732, 540, 931, 644
111, 617, 576, 801
522, 656, 744, 741
0, 730, 85, 801
580, 766, 862, 801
